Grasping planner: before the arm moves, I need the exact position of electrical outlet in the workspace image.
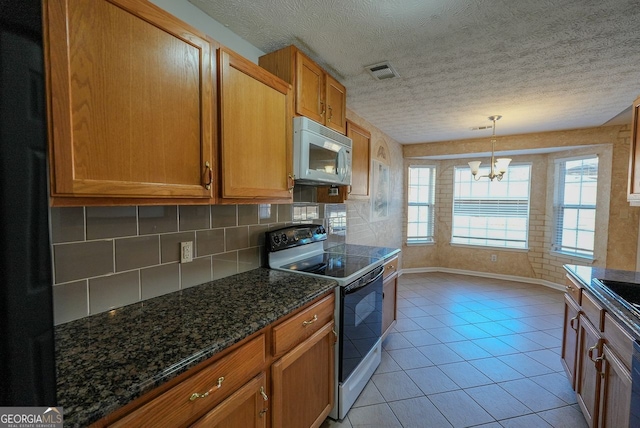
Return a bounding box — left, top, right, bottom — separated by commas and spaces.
490, 254, 497, 262
180, 241, 193, 263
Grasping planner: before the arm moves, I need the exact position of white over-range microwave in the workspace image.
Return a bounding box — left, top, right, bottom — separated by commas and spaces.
293, 117, 352, 186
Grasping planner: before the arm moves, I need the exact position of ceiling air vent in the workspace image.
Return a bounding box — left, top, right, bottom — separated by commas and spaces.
365, 61, 399, 80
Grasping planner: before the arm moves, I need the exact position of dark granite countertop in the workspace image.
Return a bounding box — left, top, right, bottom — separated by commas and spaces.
564, 264, 640, 339
326, 243, 400, 260
55, 268, 337, 427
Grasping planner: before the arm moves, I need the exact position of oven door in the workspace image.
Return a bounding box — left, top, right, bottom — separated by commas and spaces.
339, 267, 383, 382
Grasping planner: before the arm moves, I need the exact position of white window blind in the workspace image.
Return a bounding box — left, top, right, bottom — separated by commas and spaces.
407, 165, 436, 244
452, 164, 531, 249
553, 156, 598, 258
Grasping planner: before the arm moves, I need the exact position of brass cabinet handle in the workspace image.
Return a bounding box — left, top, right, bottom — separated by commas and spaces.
566, 285, 574, 291
332, 327, 338, 342
319, 101, 325, 116
189, 376, 224, 401
569, 315, 579, 331
260, 386, 268, 401
259, 408, 268, 417
204, 161, 213, 190
327, 105, 333, 121
302, 314, 318, 327
287, 173, 295, 192
587, 343, 600, 363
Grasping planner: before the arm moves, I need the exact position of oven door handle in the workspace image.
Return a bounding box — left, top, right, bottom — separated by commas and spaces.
344, 269, 384, 295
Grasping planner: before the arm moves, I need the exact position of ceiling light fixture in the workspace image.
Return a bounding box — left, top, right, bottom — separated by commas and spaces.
468, 115, 511, 181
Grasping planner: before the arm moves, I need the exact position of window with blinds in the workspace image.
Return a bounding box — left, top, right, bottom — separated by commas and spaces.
553, 156, 598, 258
407, 165, 436, 244
452, 164, 531, 249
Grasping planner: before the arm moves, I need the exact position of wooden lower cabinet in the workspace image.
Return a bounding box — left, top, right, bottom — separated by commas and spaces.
271, 322, 335, 428
598, 345, 632, 428
381, 255, 398, 338
576, 314, 602, 427
192, 373, 268, 428
101, 292, 336, 428
561, 293, 580, 388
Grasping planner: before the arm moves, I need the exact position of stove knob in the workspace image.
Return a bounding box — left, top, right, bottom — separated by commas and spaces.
281, 234, 288, 242
273, 235, 280, 244
316, 226, 324, 235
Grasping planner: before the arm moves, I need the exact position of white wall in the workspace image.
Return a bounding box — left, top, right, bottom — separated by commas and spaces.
150, 0, 264, 62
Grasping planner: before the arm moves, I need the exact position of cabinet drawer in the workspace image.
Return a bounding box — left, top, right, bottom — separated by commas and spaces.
383, 256, 398, 280
604, 313, 634, 370
582, 291, 604, 332
272, 294, 334, 358
565, 275, 582, 305
110, 334, 266, 428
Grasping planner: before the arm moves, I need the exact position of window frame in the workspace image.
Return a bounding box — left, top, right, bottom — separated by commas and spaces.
451, 162, 532, 250
552, 154, 598, 259
406, 164, 436, 245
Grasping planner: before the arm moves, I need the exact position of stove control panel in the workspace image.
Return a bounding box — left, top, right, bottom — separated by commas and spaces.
266, 224, 327, 252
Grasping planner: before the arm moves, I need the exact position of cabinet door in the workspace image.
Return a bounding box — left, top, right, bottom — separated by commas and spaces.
561, 293, 580, 389
628, 95, 640, 200
192, 373, 268, 428
576, 315, 602, 427
599, 345, 632, 428
325, 74, 347, 134
46, 0, 213, 199
382, 275, 397, 338
347, 120, 371, 196
295, 52, 325, 124
218, 48, 293, 200
271, 322, 335, 428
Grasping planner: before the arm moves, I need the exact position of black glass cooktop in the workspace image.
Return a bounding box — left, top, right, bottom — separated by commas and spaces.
280, 253, 380, 279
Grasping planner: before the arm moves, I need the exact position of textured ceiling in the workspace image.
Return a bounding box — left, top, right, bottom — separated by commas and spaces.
189, 0, 640, 144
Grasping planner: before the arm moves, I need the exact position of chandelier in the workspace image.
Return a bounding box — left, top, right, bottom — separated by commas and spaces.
468, 115, 511, 181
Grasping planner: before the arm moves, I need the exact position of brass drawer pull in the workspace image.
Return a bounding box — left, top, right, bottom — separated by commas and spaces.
260, 386, 268, 401
189, 376, 225, 401
302, 314, 318, 327
566, 285, 574, 291
259, 408, 268, 417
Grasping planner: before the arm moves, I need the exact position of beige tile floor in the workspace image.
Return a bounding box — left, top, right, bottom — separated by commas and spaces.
322, 272, 588, 428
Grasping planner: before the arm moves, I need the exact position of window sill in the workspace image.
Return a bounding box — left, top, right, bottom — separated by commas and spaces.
449, 243, 529, 252
406, 240, 435, 247
550, 250, 595, 262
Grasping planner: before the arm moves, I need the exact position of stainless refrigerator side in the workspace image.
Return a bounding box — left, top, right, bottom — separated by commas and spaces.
0, 0, 57, 406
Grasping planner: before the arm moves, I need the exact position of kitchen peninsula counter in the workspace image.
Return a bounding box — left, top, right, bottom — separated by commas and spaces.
55, 268, 337, 427
564, 264, 640, 338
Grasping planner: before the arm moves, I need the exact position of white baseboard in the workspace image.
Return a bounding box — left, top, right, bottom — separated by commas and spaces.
399, 267, 565, 292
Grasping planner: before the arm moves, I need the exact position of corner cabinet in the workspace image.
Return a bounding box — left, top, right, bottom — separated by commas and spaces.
259, 45, 347, 135
45, 0, 214, 201
627, 95, 640, 205
218, 48, 294, 202
347, 120, 371, 197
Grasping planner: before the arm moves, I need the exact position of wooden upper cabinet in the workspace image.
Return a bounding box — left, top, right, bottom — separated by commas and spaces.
325, 74, 347, 134
347, 120, 371, 196
45, 0, 214, 201
296, 54, 325, 124
259, 45, 347, 135
628, 95, 640, 204
218, 47, 293, 201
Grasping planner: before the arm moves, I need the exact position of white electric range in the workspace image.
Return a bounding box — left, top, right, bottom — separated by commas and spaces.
266, 224, 384, 420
